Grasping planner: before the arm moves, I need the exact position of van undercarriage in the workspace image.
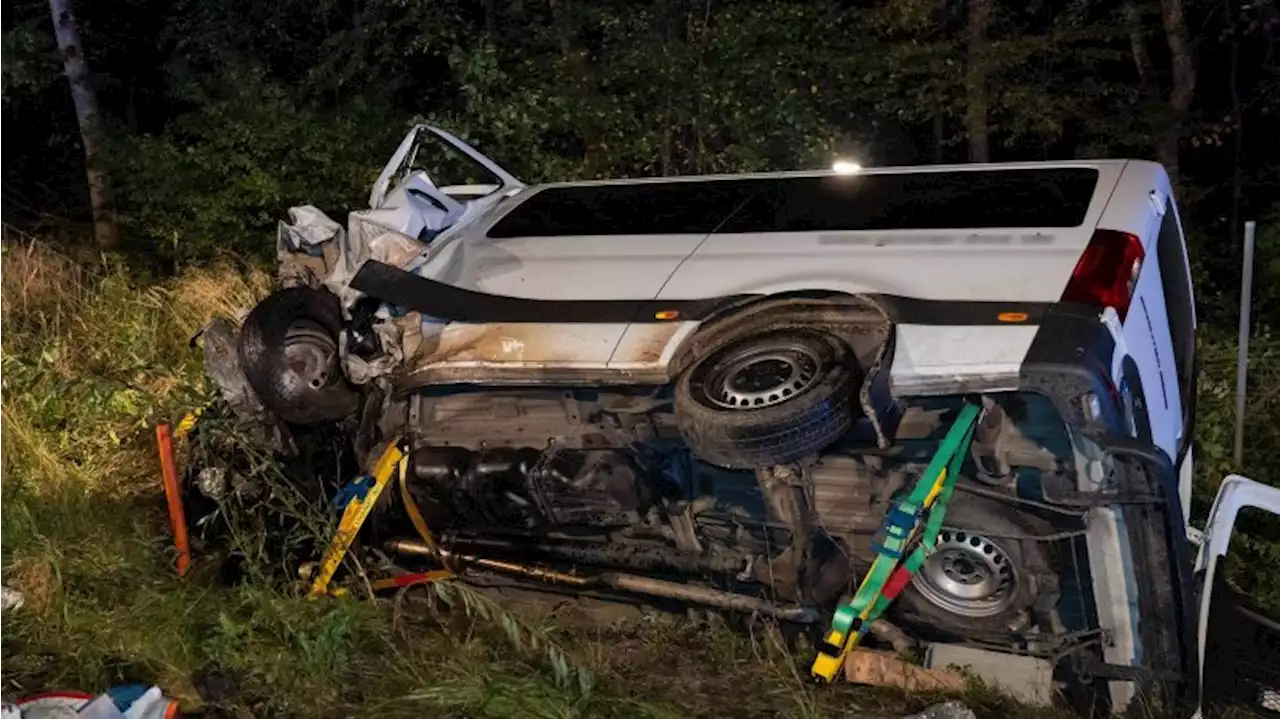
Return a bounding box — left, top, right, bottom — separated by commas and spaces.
387, 387, 1064, 622
189, 365, 1171, 701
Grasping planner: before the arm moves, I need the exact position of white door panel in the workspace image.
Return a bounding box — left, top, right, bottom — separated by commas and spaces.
412, 233, 704, 370
1195, 474, 1280, 712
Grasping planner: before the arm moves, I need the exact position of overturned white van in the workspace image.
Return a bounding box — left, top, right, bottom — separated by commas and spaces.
192, 125, 1278, 717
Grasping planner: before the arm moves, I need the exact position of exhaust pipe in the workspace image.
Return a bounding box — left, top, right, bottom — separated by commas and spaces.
385, 538, 820, 624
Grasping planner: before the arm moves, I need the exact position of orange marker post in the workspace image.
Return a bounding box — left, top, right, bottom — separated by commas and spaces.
156, 423, 191, 577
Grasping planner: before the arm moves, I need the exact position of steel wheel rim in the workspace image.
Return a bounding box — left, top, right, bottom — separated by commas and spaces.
701, 339, 822, 410
910, 529, 1019, 618
281, 319, 338, 390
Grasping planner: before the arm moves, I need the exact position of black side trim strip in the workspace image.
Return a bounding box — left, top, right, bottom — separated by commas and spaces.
876, 296, 1051, 326
351, 260, 1055, 326
350, 260, 751, 324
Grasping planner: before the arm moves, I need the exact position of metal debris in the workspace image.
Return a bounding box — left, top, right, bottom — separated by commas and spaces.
199, 317, 269, 422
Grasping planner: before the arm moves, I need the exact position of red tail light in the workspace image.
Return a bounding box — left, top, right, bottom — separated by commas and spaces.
1061, 229, 1145, 320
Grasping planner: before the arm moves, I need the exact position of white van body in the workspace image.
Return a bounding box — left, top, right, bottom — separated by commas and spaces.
345, 125, 1198, 520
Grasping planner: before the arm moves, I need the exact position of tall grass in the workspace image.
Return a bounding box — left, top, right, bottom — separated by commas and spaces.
7, 238, 1039, 718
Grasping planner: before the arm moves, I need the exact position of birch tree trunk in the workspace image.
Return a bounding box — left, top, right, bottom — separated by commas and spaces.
48, 0, 119, 250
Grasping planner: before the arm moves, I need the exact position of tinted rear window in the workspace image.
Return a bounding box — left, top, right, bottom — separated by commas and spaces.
486, 168, 1099, 238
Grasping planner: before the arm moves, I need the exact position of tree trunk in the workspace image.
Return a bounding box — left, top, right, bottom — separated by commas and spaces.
1122, 0, 1160, 101
692, 0, 713, 174
965, 0, 992, 163
549, 0, 603, 177
49, 0, 119, 251
484, 0, 497, 39
1122, 0, 1195, 192
656, 0, 675, 175
1229, 20, 1242, 243
1158, 0, 1196, 192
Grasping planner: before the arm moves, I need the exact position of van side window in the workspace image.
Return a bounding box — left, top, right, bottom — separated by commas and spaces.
1156, 199, 1195, 407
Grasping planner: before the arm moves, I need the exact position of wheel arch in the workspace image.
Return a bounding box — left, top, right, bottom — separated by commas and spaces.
665, 289, 891, 378
664, 289, 902, 449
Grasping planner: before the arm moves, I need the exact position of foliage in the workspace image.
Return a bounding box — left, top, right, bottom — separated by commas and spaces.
1189, 324, 1280, 610
6, 0, 1277, 267
1, 15, 58, 100
105, 67, 401, 264
0, 240, 650, 715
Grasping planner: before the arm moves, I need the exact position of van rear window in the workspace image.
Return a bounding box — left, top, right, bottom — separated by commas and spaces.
486, 168, 1100, 238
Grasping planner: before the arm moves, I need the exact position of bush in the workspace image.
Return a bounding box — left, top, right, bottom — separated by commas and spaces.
107, 68, 404, 265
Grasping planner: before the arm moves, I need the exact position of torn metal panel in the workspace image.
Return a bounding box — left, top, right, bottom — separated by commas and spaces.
334, 212, 429, 308
199, 316, 269, 421
369, 124, 524, 210
277, 205, 430, 307
343, 308, 417, 386
274, 205, 440, 387
276, 205, 343, 290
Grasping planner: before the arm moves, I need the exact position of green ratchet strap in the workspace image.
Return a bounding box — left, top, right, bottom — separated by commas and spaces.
810, 402, 983, 683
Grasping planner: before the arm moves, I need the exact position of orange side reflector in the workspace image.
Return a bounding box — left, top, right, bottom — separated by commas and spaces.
997, 312, 1030, 323
655, 310, 680, 320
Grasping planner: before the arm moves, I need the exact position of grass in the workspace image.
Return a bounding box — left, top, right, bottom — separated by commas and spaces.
1, 237, 1273, 717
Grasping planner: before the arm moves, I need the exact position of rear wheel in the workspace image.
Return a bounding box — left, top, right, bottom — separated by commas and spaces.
674, 329, 857, 469
896, 495, 1057, 636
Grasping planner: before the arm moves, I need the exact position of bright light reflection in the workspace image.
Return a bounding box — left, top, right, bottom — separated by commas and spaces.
832, 160, 863, 174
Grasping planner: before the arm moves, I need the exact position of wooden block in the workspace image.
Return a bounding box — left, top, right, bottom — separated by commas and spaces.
843, 649, 968, 692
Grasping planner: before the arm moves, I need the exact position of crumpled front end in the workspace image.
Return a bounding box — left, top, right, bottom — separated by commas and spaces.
200, 206, 434, 433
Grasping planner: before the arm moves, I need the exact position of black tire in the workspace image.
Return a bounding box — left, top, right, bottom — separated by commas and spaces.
238, 287, 360, 425
896, 494, 1058, 637
674, 329, 857, 469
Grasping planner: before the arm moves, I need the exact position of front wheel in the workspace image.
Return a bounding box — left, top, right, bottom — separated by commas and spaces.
238, 287, 361, 425
674, 329, 858, 469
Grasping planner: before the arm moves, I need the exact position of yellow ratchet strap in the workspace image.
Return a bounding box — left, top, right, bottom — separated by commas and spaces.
396, 456, 455, 584
398, 453, 440, 552
308, 439, 404, 598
